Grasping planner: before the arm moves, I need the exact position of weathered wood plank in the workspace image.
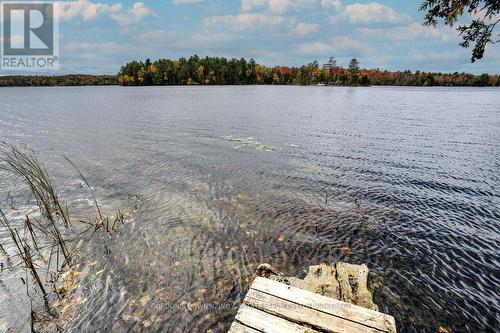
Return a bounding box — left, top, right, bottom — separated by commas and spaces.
244, 288, 383, 333
251, 277, 396, 333
228, 321, 262, 333
234, 305, 320, 333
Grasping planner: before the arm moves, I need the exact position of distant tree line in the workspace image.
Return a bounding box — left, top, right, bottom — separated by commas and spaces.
0, 75, 117, 87
118, 55, 500, 87
1, 57, 497, 87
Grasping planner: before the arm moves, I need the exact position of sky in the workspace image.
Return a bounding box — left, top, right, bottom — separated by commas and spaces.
9, 0, 500, 74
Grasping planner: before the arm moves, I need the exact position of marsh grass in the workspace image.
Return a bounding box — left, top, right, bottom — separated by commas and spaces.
0, 143, 71, 266
0, 142, 135, 331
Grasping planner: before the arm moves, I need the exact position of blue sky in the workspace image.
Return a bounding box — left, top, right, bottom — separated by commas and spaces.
53, 0, 500, 74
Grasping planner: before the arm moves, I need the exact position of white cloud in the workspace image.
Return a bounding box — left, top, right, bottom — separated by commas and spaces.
295, 36, 369, 55
110, 2, 155, 27
59, 0, 154, 28
241, 0, 316, 14
203, 13, 285, 31
331, 36, 368, 50
321, 0, 341, 10
138, 29, 171, 40
171, 32, 242, 50
59, 0, 122, 21
335, 2, 410, 24
189, 32, 241, 43
135, 29, 240, 48
358, 22, 455, 42
291, 22, 320, 37
295, 41, 332, 54
470, 8, 498, 24
62, 41, 131, 53
172, 0, 205, 4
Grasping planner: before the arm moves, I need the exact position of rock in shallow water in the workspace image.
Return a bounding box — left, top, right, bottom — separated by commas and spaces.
256, 262, 379, 311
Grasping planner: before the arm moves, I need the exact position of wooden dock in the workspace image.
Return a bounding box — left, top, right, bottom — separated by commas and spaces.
229, 277, 396, 333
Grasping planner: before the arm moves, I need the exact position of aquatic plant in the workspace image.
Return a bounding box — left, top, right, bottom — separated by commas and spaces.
0, 143, 71, 265
0, 143, 138, 331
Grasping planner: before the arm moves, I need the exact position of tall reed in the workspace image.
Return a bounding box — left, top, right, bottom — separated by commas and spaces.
0, 142, 71, 266
0, 143, 136, 330
0, 209, 47, 297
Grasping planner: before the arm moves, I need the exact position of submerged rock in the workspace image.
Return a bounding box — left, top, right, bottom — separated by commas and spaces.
302, 264, 340, 299
256, 262, 379, 311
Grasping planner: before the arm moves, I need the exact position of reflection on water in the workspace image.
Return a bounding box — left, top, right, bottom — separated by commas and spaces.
0, 86, 499, 332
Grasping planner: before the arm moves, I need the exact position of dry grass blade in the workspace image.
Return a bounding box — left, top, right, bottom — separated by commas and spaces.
25, 216, 40, 252
63, 155, 103, 220
0, 209, 23, 255
0, 209, 47, 296
16, 229, 47, 297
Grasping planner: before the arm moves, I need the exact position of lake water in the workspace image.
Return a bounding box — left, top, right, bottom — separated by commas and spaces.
0, 86, 499, 332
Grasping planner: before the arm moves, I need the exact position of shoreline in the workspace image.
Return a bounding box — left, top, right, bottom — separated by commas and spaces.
2, 82, 500, 88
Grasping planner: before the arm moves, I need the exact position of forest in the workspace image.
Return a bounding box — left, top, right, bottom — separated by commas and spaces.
0, 56, 498, 87
117, 56, 500, 87
0, 75, 117, 87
